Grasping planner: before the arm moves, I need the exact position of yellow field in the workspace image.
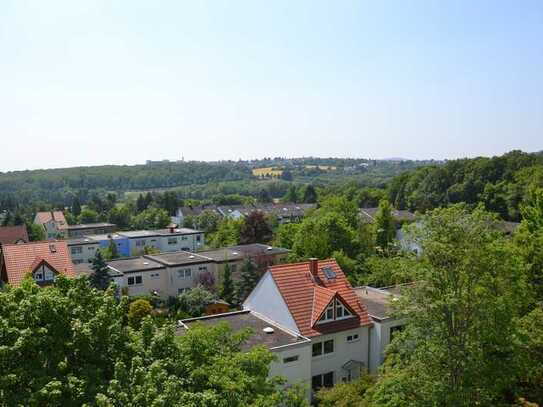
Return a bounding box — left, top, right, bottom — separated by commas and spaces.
252, 167, 283, 177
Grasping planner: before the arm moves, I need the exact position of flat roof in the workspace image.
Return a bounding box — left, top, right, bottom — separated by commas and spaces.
154, 227, 203, 235
145, 251, 211, 266
354, 286, 396, 320
117, 230, 162, 238
107, 257, 165, 273
86, 233, 126, 241
67, 237, 100, 245
179, 310, 307, 351
196, 248, 245, 262
67, 223, 116, 230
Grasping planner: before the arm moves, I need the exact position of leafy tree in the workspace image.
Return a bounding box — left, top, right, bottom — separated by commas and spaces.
293, 212, 357, 259
0, 277, 130, 406
239, 211, 272, 244
220, 263, 235, 305
283, 184, 299, 203
369, 206, 530, 406
302, 184, 317, 203
128, 299, 153, 329
236, 257, 260, 303
26, 222, 46, 241
516, 305, 543, 404
280, 169, 293, 181
108, 238, 120, 259
131, 207, 170, 230
79, 208, 99, 224
209, 219, 242, 248
273, 223, 301, 250
90, 250, 112, 290
374, 199, 396, 252
515, 187, 543, 300
108, 204, 133, 229
318, 195, 359, 229
142, 245, 160, 255
194, 210, 221, 233
177, 286, 216, 317
316, 375, 375, 407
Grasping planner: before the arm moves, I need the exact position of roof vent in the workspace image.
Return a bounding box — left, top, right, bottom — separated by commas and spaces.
49, 244, 57, 253
232, 251, 239, 255
189, 255, 195, 259
263, 327, 275, 334
143, 262, 149, 265
267, 246, 272, 250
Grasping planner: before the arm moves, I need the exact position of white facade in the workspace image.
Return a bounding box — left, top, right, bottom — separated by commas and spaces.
68, 242, 100, 264
368, 318, 406, 373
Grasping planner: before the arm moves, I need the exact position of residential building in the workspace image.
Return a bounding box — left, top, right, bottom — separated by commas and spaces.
353, 285, 407, 372
179, 258, 373, 400
66, 222, 116, 238
0, 241, 75, 286
67, 237, 101, 264
174, 203, 316, 226
66, 227, 205, 264
105, 244, 289, 298
0, 225, 29, 247
34, 211, 68, 239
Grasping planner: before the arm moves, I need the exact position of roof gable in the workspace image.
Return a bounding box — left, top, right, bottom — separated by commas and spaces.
269, 259, 372, 337
1, 241, 75, 286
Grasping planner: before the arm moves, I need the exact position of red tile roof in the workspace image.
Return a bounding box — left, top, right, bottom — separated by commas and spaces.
0, 225, 29, 245
35, 211, 67, 229
1, 241, 75, 286
269, 259, 372, 337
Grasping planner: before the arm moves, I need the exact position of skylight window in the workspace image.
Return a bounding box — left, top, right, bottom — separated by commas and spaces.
322, 267, 336, 280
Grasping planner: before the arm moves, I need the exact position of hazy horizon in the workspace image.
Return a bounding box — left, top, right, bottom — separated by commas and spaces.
2, 1, 542, 172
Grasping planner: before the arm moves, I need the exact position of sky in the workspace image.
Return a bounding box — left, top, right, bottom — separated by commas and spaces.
1, 0, 542, 171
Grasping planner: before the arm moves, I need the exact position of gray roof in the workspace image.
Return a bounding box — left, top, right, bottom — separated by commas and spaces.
354, 286, 395, 320
117, 230, 162, 238
229, 243, 289, 257
178, 310, 307, 351
67, 237, 99, 245
67, 222, 116, 230
145, 251, 211, 266
153, 227, 203, 236
107, 257, 165, 273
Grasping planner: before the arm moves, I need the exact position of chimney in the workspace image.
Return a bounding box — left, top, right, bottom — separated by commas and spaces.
309, 258, 318, 277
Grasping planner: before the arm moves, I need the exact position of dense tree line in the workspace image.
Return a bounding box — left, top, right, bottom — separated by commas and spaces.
387, 150, 543, 221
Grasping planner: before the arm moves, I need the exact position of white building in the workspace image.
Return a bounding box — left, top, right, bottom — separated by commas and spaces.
353, 285, 407, 372
179, 258, 376, 401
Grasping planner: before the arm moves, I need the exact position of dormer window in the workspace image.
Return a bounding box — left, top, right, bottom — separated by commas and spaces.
318, 298, 353, 324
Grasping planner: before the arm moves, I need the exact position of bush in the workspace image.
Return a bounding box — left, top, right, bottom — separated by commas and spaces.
128, 299, 153, 329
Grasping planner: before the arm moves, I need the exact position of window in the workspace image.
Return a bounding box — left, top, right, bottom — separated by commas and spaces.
318, 298, 353, 323
34, 272, 44, 281
127, 275, 143, 286
346, 333, 359, 343
230, 264, 237, 273
198, 266, 208, 272
196, 235, 201, 242
168, 237, 177, 245
312, 372, 334, 391
71, 246, 82, 255
177, 268, 192, 279
150, 272, 160, 279
88, 246, 95, 251
312, 339, 334, 357
178, 287, 191, 295
181, 236, 188, 241
73, 259, 84, 264
45, 270, 54, 280
283, 355, 299, 364
135, 240, 146, 247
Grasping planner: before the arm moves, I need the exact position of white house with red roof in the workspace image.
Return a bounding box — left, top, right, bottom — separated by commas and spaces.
1, 241, 75, 286
243, 258, 373, 394
180, 258, 373, 399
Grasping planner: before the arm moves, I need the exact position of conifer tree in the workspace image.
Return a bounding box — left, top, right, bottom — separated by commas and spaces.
220, 262, 235, 305
90, 250, 111, 290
